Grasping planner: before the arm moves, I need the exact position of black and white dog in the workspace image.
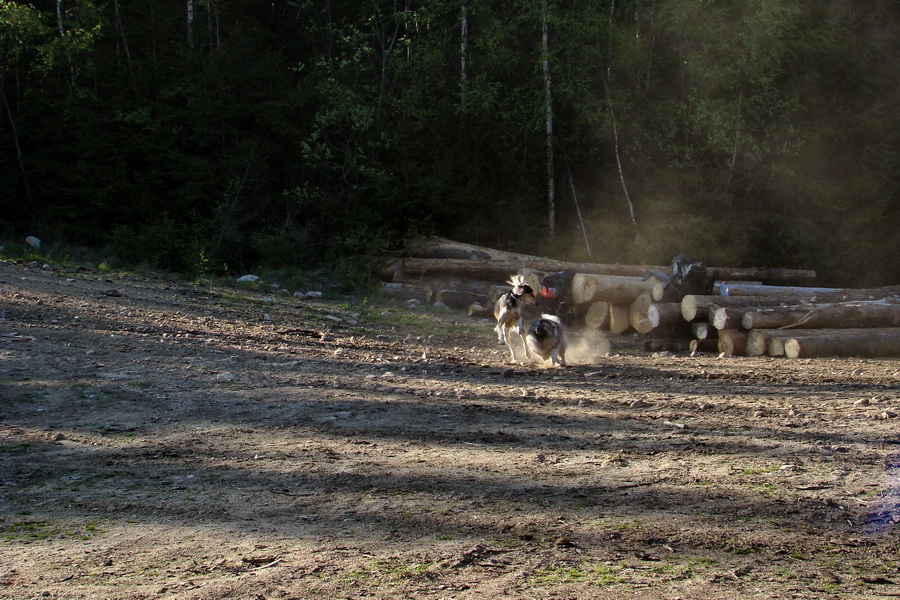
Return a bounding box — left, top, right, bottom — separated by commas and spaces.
524, 314, 568, 367
493, 274, 538, 363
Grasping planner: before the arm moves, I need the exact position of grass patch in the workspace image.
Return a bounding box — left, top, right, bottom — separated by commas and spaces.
1, 519, 104, 544
529, 562, 626, 586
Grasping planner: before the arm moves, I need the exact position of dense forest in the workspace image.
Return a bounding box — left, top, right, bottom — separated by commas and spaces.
1, 0, 897, 286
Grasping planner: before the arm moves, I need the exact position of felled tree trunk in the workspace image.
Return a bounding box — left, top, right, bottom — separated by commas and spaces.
741, 300, 900, 330
784, 329, 900, 359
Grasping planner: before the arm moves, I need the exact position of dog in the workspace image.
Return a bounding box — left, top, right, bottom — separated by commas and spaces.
493, 274, 538, 363
524, 314, 568, 367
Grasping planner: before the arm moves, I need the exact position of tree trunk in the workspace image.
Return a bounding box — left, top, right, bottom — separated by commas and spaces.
609, 304, 632, 334
460, 2, 467, 106
717, 329, 748, 356
541, 0, 555, 236
572, 273, 657, 305
784, 329, 900, 359
741, 300, 900, 330
583, 301, 610, 330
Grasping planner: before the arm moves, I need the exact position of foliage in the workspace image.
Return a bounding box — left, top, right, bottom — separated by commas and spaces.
0, 0, 897, 286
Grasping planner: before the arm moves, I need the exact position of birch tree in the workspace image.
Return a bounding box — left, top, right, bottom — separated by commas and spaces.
541, 0, 554, 236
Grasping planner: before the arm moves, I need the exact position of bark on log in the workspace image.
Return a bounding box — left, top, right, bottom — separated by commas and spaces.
784, 328, 900, 359
718, 329, 748, 356
609, 304, 633, 335
583, 301, 610, 330
572, 274, 657, 305
467, 302, 494, 319
680, 295, 793, 322
741, 300, 900, 330
690, 338, 720, 354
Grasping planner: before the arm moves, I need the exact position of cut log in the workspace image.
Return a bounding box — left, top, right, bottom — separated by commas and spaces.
720, 282, 900, 301
467, 302, 494, 319
741, 300, 900, 330
710, 306, 751, 331
719, 283, 842, 297
680, 294, 793, 322
712, 281, 762, 294
392, 239, 819, 284
609, 304, 633, 334
647, 302, 692, 338
690, 338, 720, 353
784, 328, 900, 359
717, 329, 748, 356
572, 274, 657, 305
705, 266, 817, 285
583, 301, 610, 330
691, 322, 717, 340
630, 294, 655, 334
650, 281, 680, 303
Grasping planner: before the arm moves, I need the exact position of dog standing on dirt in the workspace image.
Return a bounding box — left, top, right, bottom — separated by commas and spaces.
494, 274, 538, 363
524, 314, 568, 367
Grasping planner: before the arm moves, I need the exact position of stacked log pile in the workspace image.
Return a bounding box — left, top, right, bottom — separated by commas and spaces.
380, 237, 900, 358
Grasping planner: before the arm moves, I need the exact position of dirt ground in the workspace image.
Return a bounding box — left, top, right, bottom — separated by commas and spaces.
1, 259, 898, 600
